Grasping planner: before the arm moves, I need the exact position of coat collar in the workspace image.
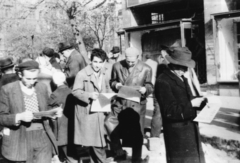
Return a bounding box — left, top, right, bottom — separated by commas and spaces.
120, 60, 143, 79
85, 64, 107, 92
13, 81, 46, 112
163, 69, 185, 90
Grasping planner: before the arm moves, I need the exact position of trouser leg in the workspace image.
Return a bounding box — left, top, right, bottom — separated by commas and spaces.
150, 97, 162, 137
89, 146, 106, 163
26, 130, 52, 163
139, 104, 147, 136
105, 107, 122, 153
60, 145, 79, 163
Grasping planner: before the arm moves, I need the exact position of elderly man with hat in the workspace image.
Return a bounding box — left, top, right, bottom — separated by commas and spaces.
105, 47, 153, 163
58, 42, 86, 88
0, 60, 62, 163
0, 57, 18, 89
107, 46, 125, 65
155, 46, 206, 163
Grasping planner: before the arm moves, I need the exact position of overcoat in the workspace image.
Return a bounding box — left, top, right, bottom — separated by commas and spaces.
155, 69, 205, 163
48, 85, 73, 146
64, 49, 86, 88
72, 65, 112, 147
0, 81, 58, 161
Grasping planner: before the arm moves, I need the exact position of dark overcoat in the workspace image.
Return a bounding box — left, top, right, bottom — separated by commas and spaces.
64, 49, 86, 88
48, 85, 73, 146
0, 81, 58, 161
72, 65, 112, 147
155, 69, 205, 163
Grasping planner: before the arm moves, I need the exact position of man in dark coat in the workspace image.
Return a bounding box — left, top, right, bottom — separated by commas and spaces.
0, 57, 18, 88
0, 60, 61, 163
155, 47, 206, 163
48, 71, 78, 163
58, 42, 87, 88
105, 47, 153, 163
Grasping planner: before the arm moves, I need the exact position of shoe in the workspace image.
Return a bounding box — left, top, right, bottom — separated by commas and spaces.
132, 155, 149, 163
113, 149, 127, 161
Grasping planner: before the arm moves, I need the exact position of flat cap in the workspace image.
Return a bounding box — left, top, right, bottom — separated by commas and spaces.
17, 60, 39, 71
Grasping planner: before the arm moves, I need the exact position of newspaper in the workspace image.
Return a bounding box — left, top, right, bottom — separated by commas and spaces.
194, 96, 222, 123
33, 107, 61, 118
117, 86, 141, 103
91, 93, 116, 112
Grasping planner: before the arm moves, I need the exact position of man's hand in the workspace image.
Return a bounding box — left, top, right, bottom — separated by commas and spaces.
52, 107, 63, 119
115, 83, 123, 90
191, 97, 205, 107
16, 111, 34, 123
90, 92, 99, 100
138, 87, 147, 95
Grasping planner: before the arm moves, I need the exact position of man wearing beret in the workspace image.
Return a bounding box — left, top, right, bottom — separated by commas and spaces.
0, 60, 62, 163
58, 42, 86, 88
105, 47, 153, 163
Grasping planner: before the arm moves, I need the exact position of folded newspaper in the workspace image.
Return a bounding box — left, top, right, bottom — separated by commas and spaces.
91, 93, 116, 112
33, 108, 60, 118
117, 86, 141, 103
194, 96, 222, 123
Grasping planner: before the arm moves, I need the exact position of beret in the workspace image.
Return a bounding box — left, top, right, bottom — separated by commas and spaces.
17, 60, 39, 71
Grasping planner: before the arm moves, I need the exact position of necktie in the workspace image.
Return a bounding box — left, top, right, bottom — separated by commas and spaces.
181, 75, 193, 100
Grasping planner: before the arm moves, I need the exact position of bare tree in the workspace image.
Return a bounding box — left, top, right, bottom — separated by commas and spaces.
82, 3, 117, 49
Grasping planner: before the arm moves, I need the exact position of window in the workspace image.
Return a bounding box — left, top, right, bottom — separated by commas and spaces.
237, 22, 240, 69
151, 13, 164, 24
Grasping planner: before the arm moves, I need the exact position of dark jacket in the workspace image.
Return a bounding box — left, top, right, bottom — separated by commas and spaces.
110, 60, 153, 110
64, 49, 86, 88
0, 73, 18, 88
155, 69, 205, 163
48, 85, 73, 146
0, 81, 58, 161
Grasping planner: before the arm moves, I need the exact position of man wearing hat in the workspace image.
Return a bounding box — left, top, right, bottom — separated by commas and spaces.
107, 46, 125, 64
155, 47, 206, 163
0, 60, 61, 163
105, 47, 153, 163
58, 42, 86, 88
0, 57, 18, 89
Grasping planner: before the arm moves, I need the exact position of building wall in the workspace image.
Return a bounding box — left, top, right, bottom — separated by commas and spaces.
204, 0, 239, 96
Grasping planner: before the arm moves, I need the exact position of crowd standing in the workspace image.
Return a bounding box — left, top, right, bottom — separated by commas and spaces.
0, 41, 208, 163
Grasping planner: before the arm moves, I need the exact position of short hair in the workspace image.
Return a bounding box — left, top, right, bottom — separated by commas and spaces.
52, 71, 66, 85
90, 48, 107, 62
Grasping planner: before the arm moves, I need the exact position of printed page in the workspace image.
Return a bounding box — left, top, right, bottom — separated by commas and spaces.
194, 96, 222, 123
117, 86, 141, 103
91, 93, 116, 112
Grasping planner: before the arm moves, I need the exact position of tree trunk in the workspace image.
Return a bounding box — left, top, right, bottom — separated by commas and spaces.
69, 19, 90, 64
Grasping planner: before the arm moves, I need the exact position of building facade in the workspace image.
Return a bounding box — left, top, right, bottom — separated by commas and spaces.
120, 0, 240, 96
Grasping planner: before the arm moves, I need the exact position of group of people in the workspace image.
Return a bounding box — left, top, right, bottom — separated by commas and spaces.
0, 40, 207, 163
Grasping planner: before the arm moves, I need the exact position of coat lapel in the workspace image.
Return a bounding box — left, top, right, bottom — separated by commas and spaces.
86, 65, 102, 92
164, 69, 185, 90
13, 81, 25, 113
124, 60, 143, 84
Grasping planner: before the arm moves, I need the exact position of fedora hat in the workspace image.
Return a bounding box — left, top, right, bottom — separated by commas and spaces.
42, 47, 54, 57
165, 47, 195, 68
110, 46, 120, 54
0, 57, 15, 70
58, 42, 73, 53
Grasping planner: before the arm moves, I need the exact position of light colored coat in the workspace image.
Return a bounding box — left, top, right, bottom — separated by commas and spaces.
72, 65, 111, 147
